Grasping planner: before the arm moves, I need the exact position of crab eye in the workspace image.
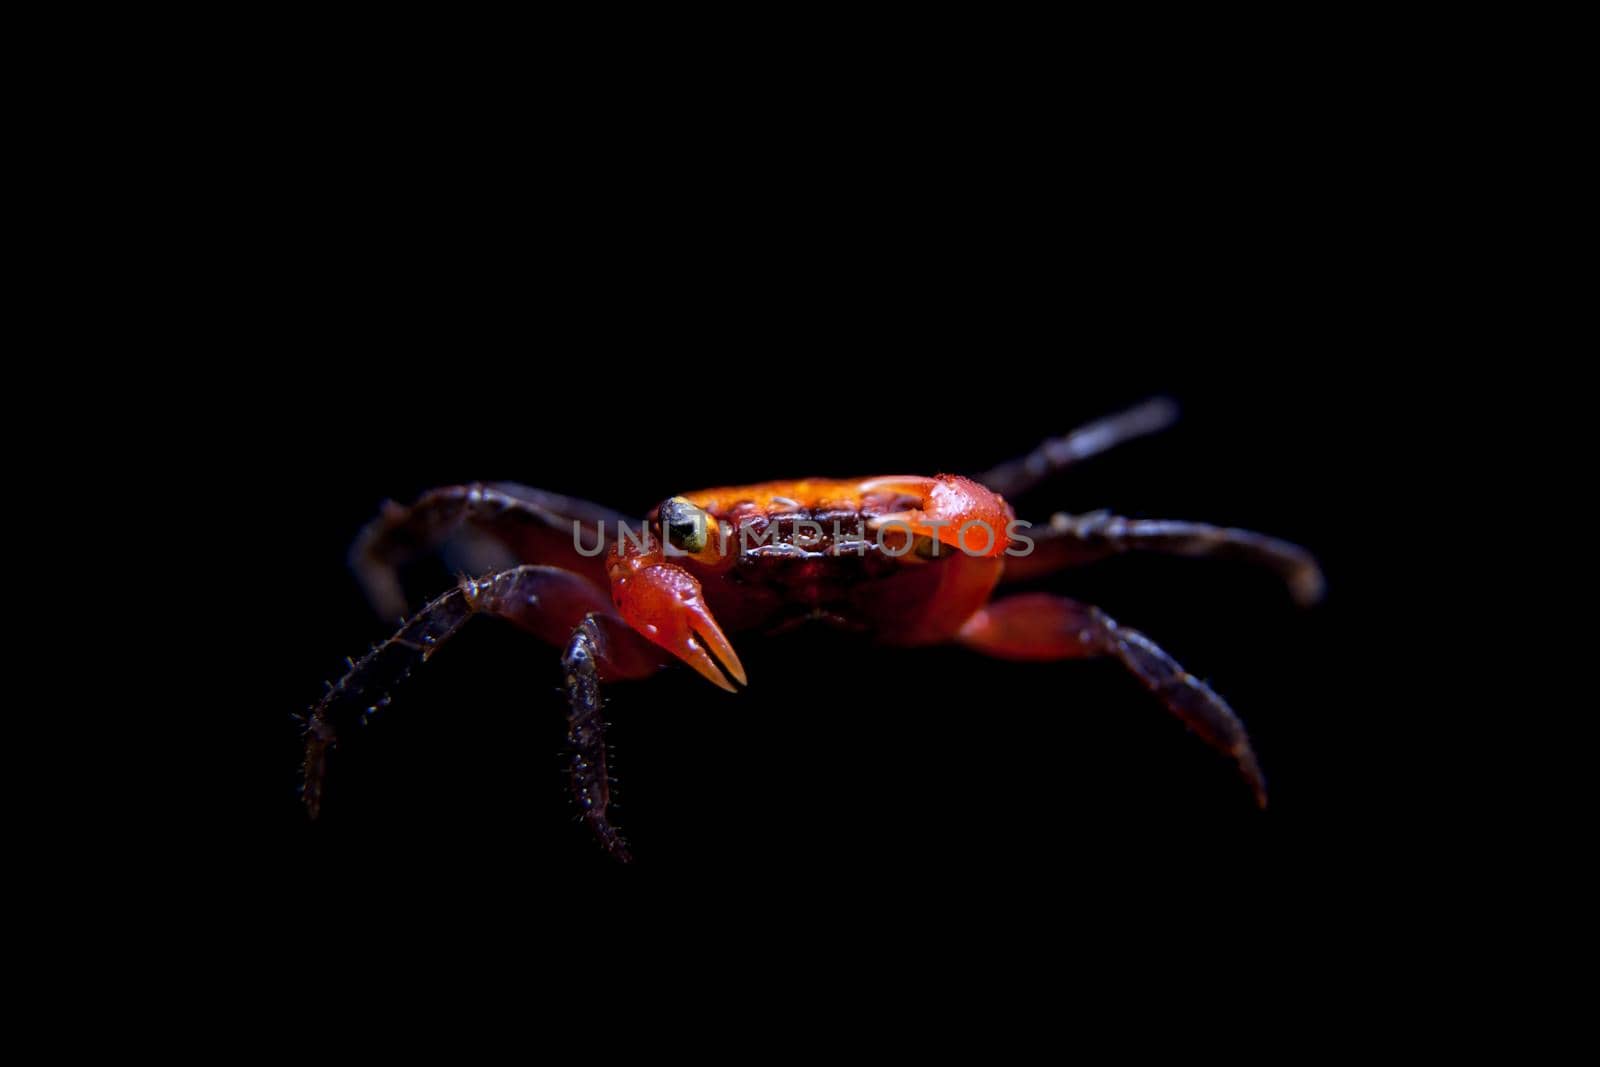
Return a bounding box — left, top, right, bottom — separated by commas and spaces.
661, 497, 709, 554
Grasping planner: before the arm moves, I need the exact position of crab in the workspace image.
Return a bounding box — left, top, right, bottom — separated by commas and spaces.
301, 399, 1322, 861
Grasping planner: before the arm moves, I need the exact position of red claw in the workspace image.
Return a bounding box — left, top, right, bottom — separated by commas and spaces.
611, 562, 747, 692
861, 474, 1015, 557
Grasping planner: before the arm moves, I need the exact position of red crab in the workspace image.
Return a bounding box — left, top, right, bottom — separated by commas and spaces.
301, 399, 1322, 861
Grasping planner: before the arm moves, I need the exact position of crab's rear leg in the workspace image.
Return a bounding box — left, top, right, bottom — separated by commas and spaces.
977, 397, 1178, 499
302, 564, 663, 861
350, 483, 634, 619
1005, 512, 1325, 606
957, 593, 1268, 808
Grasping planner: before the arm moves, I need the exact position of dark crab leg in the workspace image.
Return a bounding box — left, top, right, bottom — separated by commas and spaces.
957, 593, 1267, 808
350, 483, 635, 620
302, 564, 661, 861
561, 612, 657, 862
977, 397, 1179, 499
1004, 511, 1325, 606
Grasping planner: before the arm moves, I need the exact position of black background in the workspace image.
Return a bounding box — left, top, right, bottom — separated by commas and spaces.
165, 152, 1416, 922
29, 32, 1489, 998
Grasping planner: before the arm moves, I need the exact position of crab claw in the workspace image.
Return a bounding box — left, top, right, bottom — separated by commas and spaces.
612, 562, 747, 692
861, 474, 1014, 558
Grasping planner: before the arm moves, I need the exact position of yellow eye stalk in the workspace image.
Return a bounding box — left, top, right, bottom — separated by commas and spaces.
661, 496, 710, 554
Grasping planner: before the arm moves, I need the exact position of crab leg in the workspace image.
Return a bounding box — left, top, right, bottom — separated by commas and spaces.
350, 483, 635, 620
1004, 511, 1324, 606
957, 593, 1268, 808
977, 397, 1179, 499
302, 565, 661, 860
562, 612, 660, 862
